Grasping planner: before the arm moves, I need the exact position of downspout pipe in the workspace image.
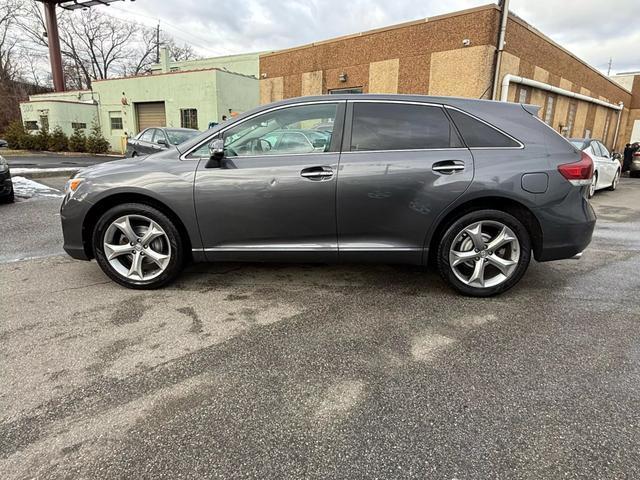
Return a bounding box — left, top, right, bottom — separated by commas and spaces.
500, 74, 624, 111
491, 0, 510, 100
612, 102, 624, 151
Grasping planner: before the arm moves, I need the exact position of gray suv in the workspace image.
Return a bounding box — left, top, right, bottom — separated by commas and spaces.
60, 95, 596, 296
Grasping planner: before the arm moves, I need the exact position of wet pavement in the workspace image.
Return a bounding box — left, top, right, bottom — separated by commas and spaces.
1, 179, 639, 479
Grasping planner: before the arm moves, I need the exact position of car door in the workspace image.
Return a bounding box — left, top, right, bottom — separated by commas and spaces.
597, 141, 617, 183
336, 100, 474, 264
590, 141, 608, 187
135, 128, 156, 155
192, 101, 346, 262
151, 129, 169, 152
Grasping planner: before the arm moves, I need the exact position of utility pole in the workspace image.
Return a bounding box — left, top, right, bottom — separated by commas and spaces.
607, 57, 613, 76
156, 22, 161, 63
42, 1, 65, 92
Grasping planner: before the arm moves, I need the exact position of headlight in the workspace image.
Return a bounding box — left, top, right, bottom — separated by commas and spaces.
0, 156, 8, 173
64, 177, 84, 197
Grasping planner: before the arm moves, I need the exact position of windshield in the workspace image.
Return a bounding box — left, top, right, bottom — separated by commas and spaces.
166, 129, 199, 145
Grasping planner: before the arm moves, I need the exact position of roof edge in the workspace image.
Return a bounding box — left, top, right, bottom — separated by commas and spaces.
260, 3, 498, 58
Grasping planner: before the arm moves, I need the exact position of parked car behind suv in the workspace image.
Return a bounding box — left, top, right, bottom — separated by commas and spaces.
0, 155, 14, 203
61, 95, 596, 296
569, 138, 621, 197
126, 127, 199, 157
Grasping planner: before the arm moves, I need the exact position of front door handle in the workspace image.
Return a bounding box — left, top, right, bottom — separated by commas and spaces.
432, 160, 465, 174
301, 166, 333, 180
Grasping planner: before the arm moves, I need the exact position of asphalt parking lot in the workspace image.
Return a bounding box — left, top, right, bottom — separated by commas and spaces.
1, 176, 639, 479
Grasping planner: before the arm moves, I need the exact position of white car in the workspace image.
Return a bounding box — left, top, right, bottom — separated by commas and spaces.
569, 138, 621, 198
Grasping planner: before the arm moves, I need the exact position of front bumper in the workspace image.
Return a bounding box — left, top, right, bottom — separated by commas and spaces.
60, 194, 93, 260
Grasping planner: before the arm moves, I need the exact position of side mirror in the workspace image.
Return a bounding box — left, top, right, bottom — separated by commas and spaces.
312, 138, 326, 148
612, 152, 622, 161
206, 138, 225, 168
157, 138, 168, 146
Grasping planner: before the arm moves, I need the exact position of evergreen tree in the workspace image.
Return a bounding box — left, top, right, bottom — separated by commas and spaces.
48, 126, 69, 152
2, 120, 26, 149
86, 118, 110, 154
68, 125, 87, 152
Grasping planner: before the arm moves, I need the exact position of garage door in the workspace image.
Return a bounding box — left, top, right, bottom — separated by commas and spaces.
136, 102, 166, 131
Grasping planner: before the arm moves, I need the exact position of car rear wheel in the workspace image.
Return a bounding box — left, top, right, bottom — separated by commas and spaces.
437, 210, 532, 297
93, 203, 184, 289
608, 169, 620, 191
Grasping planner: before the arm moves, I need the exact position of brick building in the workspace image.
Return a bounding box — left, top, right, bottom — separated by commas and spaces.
260, 4, 638, 151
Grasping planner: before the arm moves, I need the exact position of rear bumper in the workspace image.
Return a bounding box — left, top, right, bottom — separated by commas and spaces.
534, 191, 596, 262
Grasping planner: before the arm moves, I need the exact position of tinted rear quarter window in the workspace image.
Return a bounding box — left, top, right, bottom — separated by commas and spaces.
447, 109, 521, 148
350, 103, 463, 151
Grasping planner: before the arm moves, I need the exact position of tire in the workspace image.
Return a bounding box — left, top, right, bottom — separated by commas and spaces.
588, 172, 597, 198
436, 209, 532, 297
131, 152, 137, 158
92, 203, 184, 289
608, 169, 620, 191
1, 185, 14, 204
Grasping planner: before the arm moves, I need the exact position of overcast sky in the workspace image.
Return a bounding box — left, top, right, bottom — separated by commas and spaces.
106, 0, 640, 75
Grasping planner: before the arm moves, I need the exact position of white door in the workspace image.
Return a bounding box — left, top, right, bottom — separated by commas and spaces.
590, 141, 610, 188
597, 142, 618, 184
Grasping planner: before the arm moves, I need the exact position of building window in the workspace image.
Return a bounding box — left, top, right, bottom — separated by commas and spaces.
24, 121, 38, 131
543, 94, 556, 125
565, 100, 578, 137
517, 86, 530, 104
71, 122, 87, 130
180, 109, 198, 129
39, 115, 49, 131
329, 87, 363, 94
584, 128, 591, 139
110, 117, 123, 131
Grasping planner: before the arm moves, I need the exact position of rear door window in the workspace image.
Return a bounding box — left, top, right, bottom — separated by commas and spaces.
447, 109, 521, 148
590, 141, 603, 157
350, 102, 463, 151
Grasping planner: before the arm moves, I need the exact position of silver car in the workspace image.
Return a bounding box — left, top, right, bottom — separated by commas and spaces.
61, 95, 596, 296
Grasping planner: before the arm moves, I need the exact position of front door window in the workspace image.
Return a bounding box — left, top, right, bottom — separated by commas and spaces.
222, 103, 337, 157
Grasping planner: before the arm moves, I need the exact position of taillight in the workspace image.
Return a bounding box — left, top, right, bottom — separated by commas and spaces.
633, 151, 640, 158
558, 152, 594, 186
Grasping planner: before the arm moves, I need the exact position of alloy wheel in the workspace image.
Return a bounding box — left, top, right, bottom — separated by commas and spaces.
589, 175, 597, 198
103, 214, 171, 281
612, 171, 620, 189
448, 220, 520, 289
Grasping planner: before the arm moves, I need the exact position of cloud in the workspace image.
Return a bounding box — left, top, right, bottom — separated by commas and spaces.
106, 0, 640, 74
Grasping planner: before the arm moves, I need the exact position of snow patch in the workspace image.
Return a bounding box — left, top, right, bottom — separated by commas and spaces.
11, 176, 63, 199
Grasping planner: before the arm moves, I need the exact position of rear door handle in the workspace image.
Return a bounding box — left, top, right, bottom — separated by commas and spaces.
301, 166, 333, 180
432, 160, 465, 174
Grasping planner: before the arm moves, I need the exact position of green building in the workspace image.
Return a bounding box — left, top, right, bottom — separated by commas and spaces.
19, 50, 261, 153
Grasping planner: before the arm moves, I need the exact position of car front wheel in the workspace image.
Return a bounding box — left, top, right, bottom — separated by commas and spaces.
588, 172, 597, 198
93, 203, 184, 289
437, 210, 532, 297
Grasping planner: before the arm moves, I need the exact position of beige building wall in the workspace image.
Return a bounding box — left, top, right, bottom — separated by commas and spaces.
260, 77, 284, 105
301, 71, 323, 96
368, 59, 400, 94
429, 45, 495, 98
